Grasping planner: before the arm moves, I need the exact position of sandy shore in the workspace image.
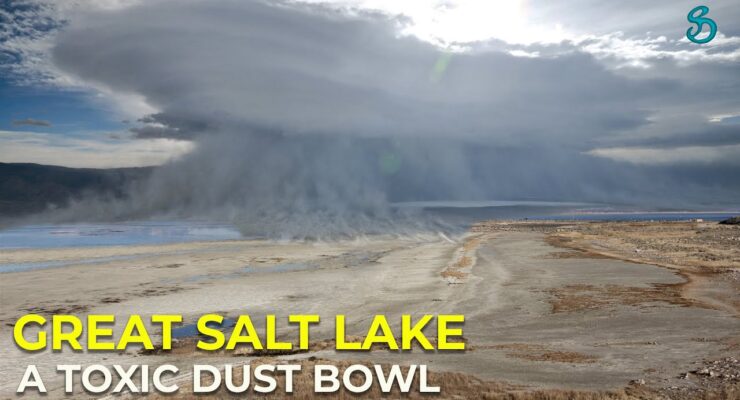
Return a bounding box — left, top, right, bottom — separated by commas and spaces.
1, 222, 738, 399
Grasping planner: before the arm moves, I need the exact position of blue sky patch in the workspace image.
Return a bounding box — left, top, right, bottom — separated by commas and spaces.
0, 79, 124, 135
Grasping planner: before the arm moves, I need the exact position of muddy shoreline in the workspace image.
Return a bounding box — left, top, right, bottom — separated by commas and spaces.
1, 221, 738, 399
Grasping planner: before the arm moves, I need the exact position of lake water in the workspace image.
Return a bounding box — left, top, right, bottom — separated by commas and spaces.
531, 212, 738, 222
0, 203, 736, 251
0, 207, 736, 273
0, 221, 242, 250
404, 201, 738, 225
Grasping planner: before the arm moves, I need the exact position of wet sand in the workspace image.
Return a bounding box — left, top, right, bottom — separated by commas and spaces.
1, 223, 738, 398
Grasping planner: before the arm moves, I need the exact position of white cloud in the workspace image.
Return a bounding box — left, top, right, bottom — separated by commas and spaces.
297, 0, 740, 68
508, 49, 540, 58
575, 32, 740, 68
0, 130, 193, 168
709, 113, 740, 124
586, 144, 740, 165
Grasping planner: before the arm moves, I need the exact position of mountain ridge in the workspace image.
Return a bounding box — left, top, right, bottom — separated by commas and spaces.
0, 162, 152, 216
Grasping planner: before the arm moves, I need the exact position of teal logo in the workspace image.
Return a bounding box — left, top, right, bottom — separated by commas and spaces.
686, 6, 717, 44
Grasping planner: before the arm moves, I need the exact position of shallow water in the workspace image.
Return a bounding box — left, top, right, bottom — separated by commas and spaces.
171, 318, 237, 339
0, 221, 241, 250
402, 201, 738, 225
532, 212, 738, 222
0, 254, 141, 273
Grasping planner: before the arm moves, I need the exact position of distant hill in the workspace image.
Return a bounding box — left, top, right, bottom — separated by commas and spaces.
0, 163, 152, 216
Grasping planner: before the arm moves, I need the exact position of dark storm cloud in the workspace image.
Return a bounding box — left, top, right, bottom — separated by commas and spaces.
51, 1, 657, 144
129, 125, 180, 139
38, 0, 740, 234
12, 118, 51, 127
130, 113, 216, 139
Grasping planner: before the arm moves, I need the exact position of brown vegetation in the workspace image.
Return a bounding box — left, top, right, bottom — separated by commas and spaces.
473, 220, 740, 315
440, 235, 483, 282
474, 220, 740, 273
545, 283, 696, 313
489, 343, 598, 363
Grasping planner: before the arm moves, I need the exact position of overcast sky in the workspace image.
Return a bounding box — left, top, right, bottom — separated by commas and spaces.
0, 0, 738, 211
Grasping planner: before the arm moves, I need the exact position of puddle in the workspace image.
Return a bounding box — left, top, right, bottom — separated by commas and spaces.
0, 254, 142, 273
1, 247, 229, 274
242, 262, 317, 274
171, 318, 236, 339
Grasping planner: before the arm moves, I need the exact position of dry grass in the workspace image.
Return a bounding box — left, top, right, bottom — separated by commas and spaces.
544, 250, 611, 259
545, 283, 696, 313
440, 269, 467, 279
537, 221, 740, 273
440, 236, 483, 282
488, 343, 598, 364
474, 220, 740, 315
474, 220, 740, 273
463, 237, 482, 252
